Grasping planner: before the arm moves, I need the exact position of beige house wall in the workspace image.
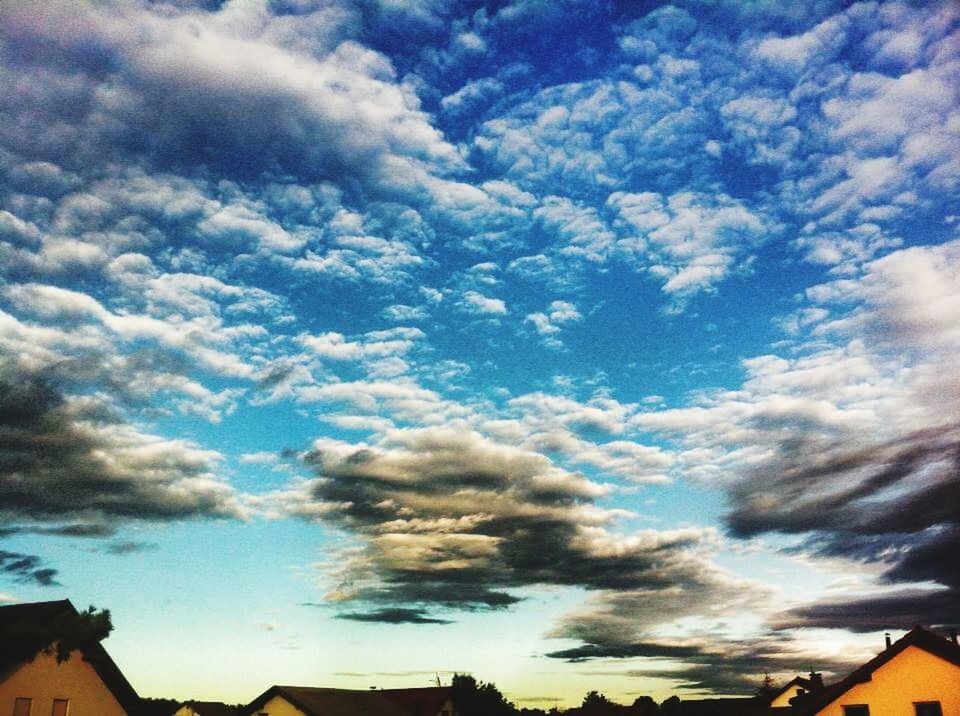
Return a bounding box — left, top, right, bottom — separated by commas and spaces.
771, 687, 802, 708
249, 694, 308, 716
0, 649, 128, 716
815, 645, 960, 716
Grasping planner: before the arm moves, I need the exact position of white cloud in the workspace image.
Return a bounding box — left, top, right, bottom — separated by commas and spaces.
609, 191, 773, 299
459, 290, 507, 315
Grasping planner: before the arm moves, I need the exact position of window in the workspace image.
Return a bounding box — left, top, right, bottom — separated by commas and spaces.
915, 703, 942, 716
51, 701, 69, 716
843, 707, 870, 716
13, 699, 32, 716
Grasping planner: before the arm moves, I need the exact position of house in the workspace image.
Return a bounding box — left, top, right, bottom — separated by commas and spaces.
377, 688, 457, 716
174, 701, 242, 716
243, 685, 458, 716
0, 600, 141, 716
767, 673, 825, 710
795, 626, 960, 715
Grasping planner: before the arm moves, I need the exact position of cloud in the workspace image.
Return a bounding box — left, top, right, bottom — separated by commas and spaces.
546, 627, 857, 695
102, 541, 160, 556
608, 191, 774, 299
727, 423, 960, 630
441, 77, 506, 116
337, 607, 453, 625
0, 366, 244, 527
0, 2, 464, 197
753, 12, 850, 69
459, 290, 508, 316
0, 550, 59, 586
776, 587, 960, 633
296, 379, 469, 427
299, 326, 425, 362
547, 554, 773, 649
524, 300, 582, 348
624, 237, 960, 633
0, 524, 114, 539
280, 427, 744, 645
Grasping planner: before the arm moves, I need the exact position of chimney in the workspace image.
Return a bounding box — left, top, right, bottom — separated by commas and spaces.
885, 633, 892, 648
808, 672, 824, 690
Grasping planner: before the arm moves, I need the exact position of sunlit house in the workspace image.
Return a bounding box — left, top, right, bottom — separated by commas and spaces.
0, 600, 141, 716
243, 685, 458, 716
768, 673, 825, 710
790, 626, 960, 716
173, 700, 242, 716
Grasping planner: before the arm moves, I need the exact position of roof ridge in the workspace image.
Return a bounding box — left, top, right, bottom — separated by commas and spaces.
798, 626, 960, 714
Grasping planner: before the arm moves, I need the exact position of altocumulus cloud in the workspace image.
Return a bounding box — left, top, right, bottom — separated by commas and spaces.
281, 427, 760, 630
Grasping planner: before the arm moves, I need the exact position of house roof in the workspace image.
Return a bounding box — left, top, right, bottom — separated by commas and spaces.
768, 675, 817, 703
379, 687, 453, 716
799, 626, 960, 714
0, 599, 141, 715
243, 686, 413, 716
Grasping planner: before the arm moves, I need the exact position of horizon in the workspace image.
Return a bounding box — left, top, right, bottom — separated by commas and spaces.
1, 0, 958, 709
7, 598, 954, 710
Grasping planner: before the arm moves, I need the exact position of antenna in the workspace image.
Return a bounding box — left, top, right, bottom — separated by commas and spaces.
436, 673, 442, 687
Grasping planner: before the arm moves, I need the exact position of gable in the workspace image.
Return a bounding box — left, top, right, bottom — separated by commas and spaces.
0, 599, 140, 714
250, 694, 308, 716
0, 648, 129, 716
770, 687, 803, 709
813, 646, 960, 716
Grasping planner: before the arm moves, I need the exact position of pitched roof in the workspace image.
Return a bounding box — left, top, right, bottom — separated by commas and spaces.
243, 686, 412, 716
768, 675, 818, 703
379, 687, 454, 716
0, 598, 75, 631
0, 599, 141, 715
799, 626, 960, 714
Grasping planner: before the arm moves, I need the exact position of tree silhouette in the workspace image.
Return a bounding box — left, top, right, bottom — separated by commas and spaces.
660, 696, 681, 716
0, 604, 112, 672
755, 672, 779, 700
450, 673, 517, 716
581, 691, 613, 709
632, 695, 660, 715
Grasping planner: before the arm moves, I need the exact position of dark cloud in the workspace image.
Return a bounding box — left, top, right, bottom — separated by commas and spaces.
542, 566, 776, 692
546, 641, 705, 662
557, 635, 857, 695
665, 647, 856, 695
294, 428, 761, 655
0, 1, 461, 198
337, 607, 453, 625
0, 523, 115, 538
726, 424, 960, 630
0, 549, 60, 586
776, 589, 960, 633
0, 365, 243, 525
102, 540, 159, 556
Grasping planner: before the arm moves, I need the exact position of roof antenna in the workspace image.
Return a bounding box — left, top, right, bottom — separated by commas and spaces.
436, 673, 442, 688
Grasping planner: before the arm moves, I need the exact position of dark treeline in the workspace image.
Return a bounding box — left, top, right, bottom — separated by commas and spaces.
452, 675, 690, 716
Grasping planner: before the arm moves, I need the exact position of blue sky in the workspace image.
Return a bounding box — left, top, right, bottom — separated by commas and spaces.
1, 0, 959, 706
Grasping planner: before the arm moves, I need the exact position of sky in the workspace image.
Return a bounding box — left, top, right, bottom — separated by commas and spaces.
0, 0, 958, 707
